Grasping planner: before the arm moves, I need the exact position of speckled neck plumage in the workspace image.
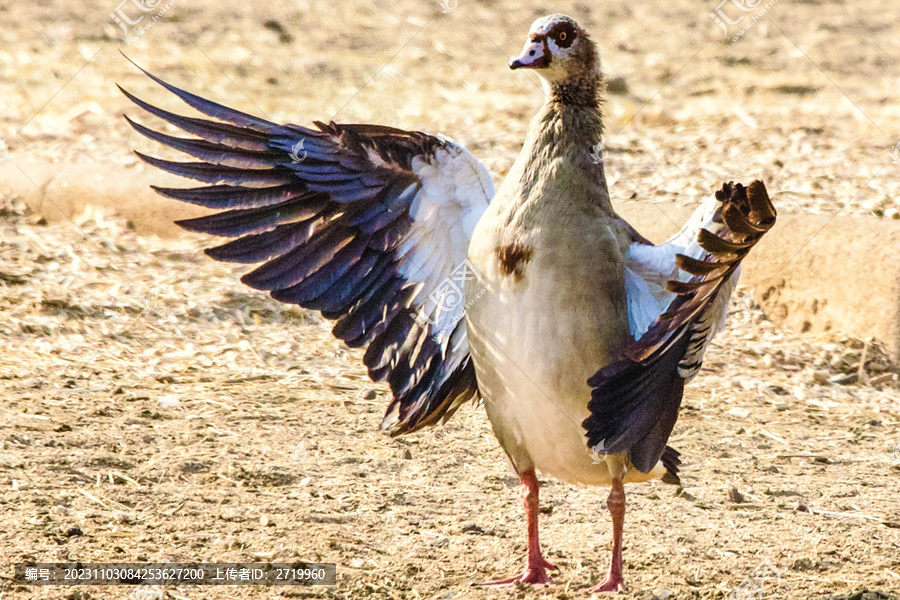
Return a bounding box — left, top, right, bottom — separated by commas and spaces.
549, 30, 603, 109
549, 74, 602, 108
513, 92, 610, 214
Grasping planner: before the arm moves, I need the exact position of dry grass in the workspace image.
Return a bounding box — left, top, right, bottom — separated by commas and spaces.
1, 0, 900, 598
0, 196, 898, 600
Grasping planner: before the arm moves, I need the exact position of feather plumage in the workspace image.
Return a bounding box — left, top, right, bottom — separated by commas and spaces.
585, 181, 776, 471
122, 59, 494, 435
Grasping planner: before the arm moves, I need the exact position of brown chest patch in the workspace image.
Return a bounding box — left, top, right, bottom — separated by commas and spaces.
495, 242, 535, 282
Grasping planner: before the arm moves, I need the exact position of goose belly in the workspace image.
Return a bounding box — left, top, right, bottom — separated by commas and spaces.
465, 229, 636, 486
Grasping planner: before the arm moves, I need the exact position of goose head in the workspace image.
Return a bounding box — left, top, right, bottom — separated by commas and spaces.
510, 14, 601, 106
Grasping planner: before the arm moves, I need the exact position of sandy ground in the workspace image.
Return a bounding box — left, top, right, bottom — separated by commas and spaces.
1, 0, 900, 598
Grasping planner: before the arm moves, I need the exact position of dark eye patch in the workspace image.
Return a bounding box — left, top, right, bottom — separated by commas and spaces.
549, 22, 576, 48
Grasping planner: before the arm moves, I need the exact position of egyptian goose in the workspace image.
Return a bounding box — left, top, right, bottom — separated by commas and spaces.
121, 13, 775, 593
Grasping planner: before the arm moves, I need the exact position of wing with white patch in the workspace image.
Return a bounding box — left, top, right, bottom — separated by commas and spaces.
121, 61, 494, 435
624, 190, 739, 377
586, 181, 776, 472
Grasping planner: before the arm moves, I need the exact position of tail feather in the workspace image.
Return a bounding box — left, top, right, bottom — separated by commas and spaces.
121, 53, 286, 134
151, 183, 311, 210
125, 115, 277, 169
133, 152, 294, 187
660, 445, 682, 485
119, 84, 270, 151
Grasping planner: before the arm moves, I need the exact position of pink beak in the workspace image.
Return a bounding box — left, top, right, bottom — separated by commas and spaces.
509, 39, 550, 70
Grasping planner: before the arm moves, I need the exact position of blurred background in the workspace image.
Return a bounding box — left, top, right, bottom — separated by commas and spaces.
1, 1, 899, 599
3, 0, 899, 225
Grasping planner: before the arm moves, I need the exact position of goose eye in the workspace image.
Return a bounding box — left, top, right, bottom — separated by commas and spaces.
553, 28, 575, 48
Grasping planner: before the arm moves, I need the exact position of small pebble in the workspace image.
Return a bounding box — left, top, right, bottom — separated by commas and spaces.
462, 523, 484, 534
812, 371, 831, 385
158, 395, 180, 408
870, 373, 896, 386
728, 407, 751, 419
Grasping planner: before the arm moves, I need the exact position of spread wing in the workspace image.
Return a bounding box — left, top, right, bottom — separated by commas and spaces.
120, 61, 494, 435
584, 181, 776, 471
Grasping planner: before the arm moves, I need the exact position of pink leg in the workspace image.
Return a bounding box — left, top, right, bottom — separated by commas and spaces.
480, 468, 558, 587
588, 478, 626, 593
